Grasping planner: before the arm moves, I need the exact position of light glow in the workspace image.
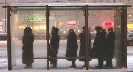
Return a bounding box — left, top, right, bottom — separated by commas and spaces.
129, 15, 132, 16
78, 30, 80, 33
63, 31, 66, 33
103, 21, 113, 27
118, 26, 120, 27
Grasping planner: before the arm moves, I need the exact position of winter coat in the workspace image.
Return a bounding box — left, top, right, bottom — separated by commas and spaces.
106, 31, 115, 59
93, 29, 107, 58
79, 32, 86, 61
50, 34, 60, 57
66, 30, 78, 61
22, 33, 34, 64
50, 27, 60, 62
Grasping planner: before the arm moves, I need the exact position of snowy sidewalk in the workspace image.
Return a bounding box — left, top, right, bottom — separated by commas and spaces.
0, 58, 133, 72
0, 68, 133, 72
0, 40, 133, 72
0, 58, 7, 69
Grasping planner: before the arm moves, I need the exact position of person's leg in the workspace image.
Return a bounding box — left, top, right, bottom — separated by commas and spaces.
26, 63, 32, 67
108, 59, 112, 67
70, 60, 76, 68
105, 58, 109, 67
105, 58, 112, 67
50, 61, 53, 64
96, 55, 103, 68
98, 56, 103, 68
53, 60, 57, 67
51, 56, 57, 67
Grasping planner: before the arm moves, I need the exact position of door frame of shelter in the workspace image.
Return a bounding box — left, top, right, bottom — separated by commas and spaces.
85, 5, 89, 70
46, 5, 50, 70
123, 5, 127, 68
7, 5, 12, 70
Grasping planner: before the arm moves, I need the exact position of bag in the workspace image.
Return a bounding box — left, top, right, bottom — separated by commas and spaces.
90, 46, 98, 57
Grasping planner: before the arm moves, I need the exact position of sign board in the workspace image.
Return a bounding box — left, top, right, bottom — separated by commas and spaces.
68, 21, 76, 26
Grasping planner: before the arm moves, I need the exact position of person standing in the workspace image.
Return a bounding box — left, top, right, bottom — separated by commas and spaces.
105, 27, 115, 67
93, 26, 107, 68
22, 27, 34, 67
50, 26, 60, 67
79, 26, 86, 61
65, 29, 78, 68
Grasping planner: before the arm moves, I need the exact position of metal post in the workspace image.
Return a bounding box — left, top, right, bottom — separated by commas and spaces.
85, 5, 89, 70
5, 0, 6, 33
7, 5, 12, 70
124, 5, 127, 68
46, 5, 50, 70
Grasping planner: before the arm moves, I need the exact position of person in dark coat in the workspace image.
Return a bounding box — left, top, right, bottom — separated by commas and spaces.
65, 29, 78, 68
93, 26, 107, 68
22, 27, 34, 67
105, 27, 115, 67
79, 26, 86, 61
50, 26, 60, 67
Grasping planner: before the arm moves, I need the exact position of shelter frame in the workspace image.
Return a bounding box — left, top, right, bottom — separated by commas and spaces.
3, 3, 132, 70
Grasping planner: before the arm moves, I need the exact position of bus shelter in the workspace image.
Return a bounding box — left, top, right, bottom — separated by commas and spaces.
4, 3, 131, 70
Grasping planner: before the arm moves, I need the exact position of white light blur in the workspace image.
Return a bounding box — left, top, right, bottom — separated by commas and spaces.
78, 30, 80, 33
63, 31, 66, 33
129, 15, 132, 16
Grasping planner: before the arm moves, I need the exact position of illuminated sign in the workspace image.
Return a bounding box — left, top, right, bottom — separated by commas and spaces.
25, 15, 55, 21
59, 22, 64, 26
103, 21, 113, 27
68, 21, 76, 26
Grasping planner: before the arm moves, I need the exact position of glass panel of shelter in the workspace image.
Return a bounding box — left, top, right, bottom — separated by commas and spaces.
88, 7, 123, 69
10, 8, 47, 69
9, 5, 126, 70
49, 7, 86, 69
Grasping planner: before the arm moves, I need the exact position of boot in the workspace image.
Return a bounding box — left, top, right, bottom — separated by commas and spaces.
53, 61, 57, 67
26, 63, 32, 68
105, 59, 112, 68
69, 61, 76, 68
96, 57, 103, 68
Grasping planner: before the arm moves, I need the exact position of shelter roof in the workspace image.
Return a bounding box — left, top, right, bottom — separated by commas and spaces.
10, 3, 131, 7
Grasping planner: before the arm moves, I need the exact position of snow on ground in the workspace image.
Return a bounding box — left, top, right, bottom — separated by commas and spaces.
0, 69, 132, 72
0, 53, 133, 71
0, 56, 133, 70
0, 40, 133, 71
0, 58, 7, 69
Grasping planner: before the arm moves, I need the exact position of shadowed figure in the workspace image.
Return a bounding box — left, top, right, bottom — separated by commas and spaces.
65, 29, 78, 68
50, 26, 60, 67
79, 26, 86, 61
105, 27, 115, 68
22, 27, 34, 67
93, 26, 107, 68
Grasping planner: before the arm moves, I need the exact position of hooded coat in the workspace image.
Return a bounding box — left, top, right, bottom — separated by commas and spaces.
93, 29, 107, 58
22, 27, 34, 64
106, 30, 115, 59
65, 29, 78, 61
79, 26, 86, 61
50, 27, 60, 60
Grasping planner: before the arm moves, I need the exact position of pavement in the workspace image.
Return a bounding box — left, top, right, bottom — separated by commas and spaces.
0, 40, 133, 72
0, 68, 133, 72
